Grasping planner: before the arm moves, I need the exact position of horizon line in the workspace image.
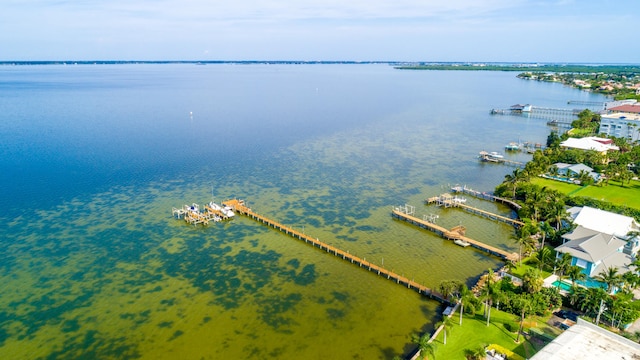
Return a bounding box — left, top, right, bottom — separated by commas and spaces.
2, 60, 640, 66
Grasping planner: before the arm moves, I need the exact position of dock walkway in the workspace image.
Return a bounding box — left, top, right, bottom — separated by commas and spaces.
478, 151, 525, 168
451, 185, 521, 211
426, 193, 524, 228
222, 199, 450, 304
391, 208, 519, 262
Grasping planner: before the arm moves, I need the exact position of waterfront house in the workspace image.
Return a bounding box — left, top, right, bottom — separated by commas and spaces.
551, 163, 600, 183
567, 206, 640, 240
559, 137, 619, 154
555, 226, 631, 279
554, 206, 639, 289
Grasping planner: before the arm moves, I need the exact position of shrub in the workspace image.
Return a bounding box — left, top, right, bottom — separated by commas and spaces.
486, 344, 525, 360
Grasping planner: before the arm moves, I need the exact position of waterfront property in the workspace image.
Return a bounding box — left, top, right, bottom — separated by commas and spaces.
559, 136, 619, 154
550, 162, 601, 183
554, 206, 640, 291
599, 111, 640, 142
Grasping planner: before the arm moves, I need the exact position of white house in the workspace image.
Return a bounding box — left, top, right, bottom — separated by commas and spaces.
555, 226, 631, 278
552, 163, 600, 182
567, 206, 640, 238
555, 206, 639, 282
559, 137, 619, 154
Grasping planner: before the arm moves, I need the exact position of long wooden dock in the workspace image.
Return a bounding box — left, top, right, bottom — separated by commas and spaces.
391, 208, 519, 262
451, 185, 521, 211
426, 194, 524, 228
222, 199, 449, 304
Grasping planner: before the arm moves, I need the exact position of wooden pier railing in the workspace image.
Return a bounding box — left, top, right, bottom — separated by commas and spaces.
451, 185, 522, 211
222, 199, 450, 304
426, 194, 524, 228
391, 208, 519, 262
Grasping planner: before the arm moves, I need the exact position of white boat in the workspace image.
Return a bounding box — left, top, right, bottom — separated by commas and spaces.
209, 201, 235, 218
222, 204, 235, 218
479, 151, 505, 163
452, 196, 467, 204
505, 142, 520, 151
454, 239, 471, 247
488, 151, 504, 160
208, 201, 223, 212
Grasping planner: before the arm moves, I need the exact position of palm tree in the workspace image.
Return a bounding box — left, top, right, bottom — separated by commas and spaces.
595, 266, 623, 294
547, 199, 569, 231
522, 267, 543, 294
568, 285, 584, 307
438, 280, 469, 326
622, 271, 640, 293
437, 316, 453, 345
539, 221, 554, 250
480, 269, 498, 326
438, 280, 463, 302
530, 247, 553, 271
554, 252, 572, 288
608, 291, 633, 329
412, 333, 436, 360
503, 168, 528, 199
580, 287, 608, 323
566, 265, 586, 287
515, 294, 532, 343
512, 222, 537, 265
525, 186, 549, 223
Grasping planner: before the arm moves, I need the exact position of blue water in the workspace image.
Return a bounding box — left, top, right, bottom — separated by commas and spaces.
0, 64, 608, 359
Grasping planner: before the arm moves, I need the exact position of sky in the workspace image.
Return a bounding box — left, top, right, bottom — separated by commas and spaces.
2, 0, 639, 63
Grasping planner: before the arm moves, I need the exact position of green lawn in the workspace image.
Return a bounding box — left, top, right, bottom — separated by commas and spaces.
430, 309, 559, 359
509, 260, 552, 280
531, 177, 640, 210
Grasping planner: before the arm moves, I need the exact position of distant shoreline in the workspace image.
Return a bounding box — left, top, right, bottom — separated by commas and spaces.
395, 63, 640, 73
2, 61, 640, 71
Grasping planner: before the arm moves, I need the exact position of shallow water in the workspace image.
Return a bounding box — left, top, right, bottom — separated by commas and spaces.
0, 64, 606, 359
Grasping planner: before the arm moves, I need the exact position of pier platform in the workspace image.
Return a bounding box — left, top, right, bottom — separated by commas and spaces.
172, 203, 220, 225
426, 193, 524, 228
478, 151, 525, 168
222, 199, 450, 304
391, 207, 519, 262
450, 185, 521, 211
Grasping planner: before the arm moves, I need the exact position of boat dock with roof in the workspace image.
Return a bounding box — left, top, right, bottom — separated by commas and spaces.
478, 151, 525, 168
172, 201, 234, 225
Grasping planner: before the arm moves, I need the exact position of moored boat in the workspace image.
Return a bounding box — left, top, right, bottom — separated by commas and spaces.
454, 239, 471, 247
505, 142, 520, 151
479, 151, 504, 162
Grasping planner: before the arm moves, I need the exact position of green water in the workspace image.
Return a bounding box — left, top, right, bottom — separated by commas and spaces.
0, 126, 514, 359
0, 65, 607, 359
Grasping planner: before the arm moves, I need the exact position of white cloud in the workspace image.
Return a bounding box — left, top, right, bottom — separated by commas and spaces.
2, 0, 639, 61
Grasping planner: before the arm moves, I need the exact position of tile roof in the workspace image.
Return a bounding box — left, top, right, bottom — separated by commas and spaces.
607, 104, 640, 114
